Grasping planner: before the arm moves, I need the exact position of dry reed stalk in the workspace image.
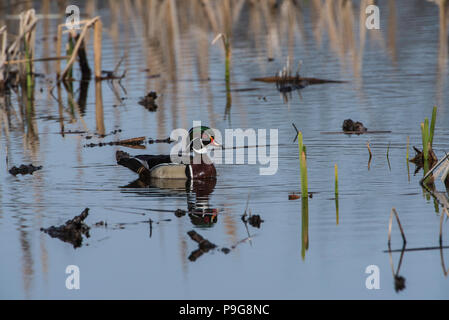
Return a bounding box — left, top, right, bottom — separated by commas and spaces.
4, 11, 36, 62
56, 24, 63, 76
335, 163, 339, 225
5, 56, 69, 65
367, 141, 372, 159
0, 26, 6, 91
117, 137, 146, 145
388, 208, 407, 247
93, 19, 102, 79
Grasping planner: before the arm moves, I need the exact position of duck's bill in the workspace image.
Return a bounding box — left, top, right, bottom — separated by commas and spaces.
210, 137, 221, 147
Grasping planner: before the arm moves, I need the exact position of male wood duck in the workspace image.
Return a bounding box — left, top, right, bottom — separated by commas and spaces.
116, 126, 220, 180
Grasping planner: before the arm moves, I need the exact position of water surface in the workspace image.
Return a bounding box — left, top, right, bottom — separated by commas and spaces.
1, 0, 449, 299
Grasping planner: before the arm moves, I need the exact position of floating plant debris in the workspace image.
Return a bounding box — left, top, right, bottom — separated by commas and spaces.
148, 137, 173, 144
85, 129, 123, 139
318, 119, 391, 135
93, 221, 107, 227
84, 136, 146, 148
41, 208, 90, 248
138, 91, 158, 112
289, 193, 300, 200
174, 209, 187, 217
187, 230, 218, 262
244, 214, 264, 228
187, 230, 216, 250
252, 76, 345, 86
9, 164, 42, 176
252, 59, 345, 98
61, 130, 87, 135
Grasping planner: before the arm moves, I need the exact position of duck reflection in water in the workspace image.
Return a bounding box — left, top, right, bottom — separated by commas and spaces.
121, 177, 218, 227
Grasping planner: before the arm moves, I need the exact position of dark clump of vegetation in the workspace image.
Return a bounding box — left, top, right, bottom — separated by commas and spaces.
138, 91, 158, 111
410, 107, 438, 171
242, 214, 264, 228
174, 209, 187, 217
187, 230, 218, 262
40, 208, 90, 248
148, 137, 173, 144
342, 119, 368, 133
9, 164, 42, 176
395, 275, 406, 292
409, 146, 438, 168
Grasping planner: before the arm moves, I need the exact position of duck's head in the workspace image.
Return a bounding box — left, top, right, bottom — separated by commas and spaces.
186, 126, 221, 154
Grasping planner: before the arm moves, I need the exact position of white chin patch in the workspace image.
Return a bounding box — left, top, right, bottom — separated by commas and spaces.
193, 146, 208, 154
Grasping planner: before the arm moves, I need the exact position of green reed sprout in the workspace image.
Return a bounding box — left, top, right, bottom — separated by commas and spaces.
297, 131, 308, 198
335, 164, 339, 225
421, 106, 438, 162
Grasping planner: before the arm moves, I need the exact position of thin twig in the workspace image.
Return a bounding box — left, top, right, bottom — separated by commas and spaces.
367, 141, 372, 170
292, 123, 299, 142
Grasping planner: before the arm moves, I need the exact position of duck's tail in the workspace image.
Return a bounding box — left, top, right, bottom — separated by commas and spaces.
116, 150, 152, 180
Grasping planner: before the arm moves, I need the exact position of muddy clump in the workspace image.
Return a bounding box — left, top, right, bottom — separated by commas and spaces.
187, 230, 216, 251
187, 230, 217, 262
394, 275, 406, 292
174, 209, 187, 217
138, 91, 158, 111
9, 164, 42, 176
41, 208, 90, 248
342, 119, 368, 133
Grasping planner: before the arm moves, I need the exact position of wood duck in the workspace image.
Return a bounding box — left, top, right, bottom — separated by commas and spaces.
116, 126, 220, 180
